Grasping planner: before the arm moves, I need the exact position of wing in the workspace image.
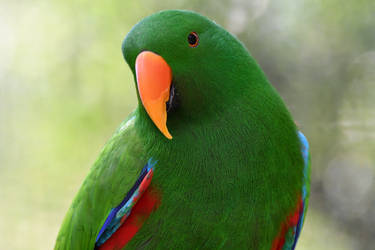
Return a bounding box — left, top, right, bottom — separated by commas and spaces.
55, 112, 159, 250
95, 158, 160, 250
272, 131, 310, 250
290, 131, 310, 249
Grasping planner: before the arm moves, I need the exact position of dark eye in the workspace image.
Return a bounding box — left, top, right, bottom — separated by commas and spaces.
188, 32, 199, 47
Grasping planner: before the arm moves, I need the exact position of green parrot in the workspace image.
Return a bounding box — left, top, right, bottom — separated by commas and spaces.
55, 10, 310, 250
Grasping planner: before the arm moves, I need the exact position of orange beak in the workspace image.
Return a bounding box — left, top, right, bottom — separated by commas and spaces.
135, 51, 173, 139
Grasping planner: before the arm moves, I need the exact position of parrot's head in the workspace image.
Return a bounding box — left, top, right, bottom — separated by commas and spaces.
122, 10, 266, 140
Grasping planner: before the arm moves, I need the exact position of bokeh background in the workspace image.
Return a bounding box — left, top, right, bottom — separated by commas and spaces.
1, 0, 374, 249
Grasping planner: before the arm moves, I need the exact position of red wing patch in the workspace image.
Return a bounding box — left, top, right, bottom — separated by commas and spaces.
99, 186, 161, 250
95, 160, 160, 249
271, 196, 304, 250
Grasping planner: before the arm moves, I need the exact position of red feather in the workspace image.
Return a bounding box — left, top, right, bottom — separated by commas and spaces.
98, 186, 161, 250
271, 196, 303, 250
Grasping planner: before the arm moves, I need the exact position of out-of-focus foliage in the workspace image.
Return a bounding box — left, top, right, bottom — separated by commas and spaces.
0, 0, 374, 249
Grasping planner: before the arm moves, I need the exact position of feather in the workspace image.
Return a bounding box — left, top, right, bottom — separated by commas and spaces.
272, 131, 310, 250
95, 159, 158, 248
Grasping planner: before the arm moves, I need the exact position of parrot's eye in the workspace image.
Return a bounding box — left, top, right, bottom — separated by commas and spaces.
188, 32, 199, 47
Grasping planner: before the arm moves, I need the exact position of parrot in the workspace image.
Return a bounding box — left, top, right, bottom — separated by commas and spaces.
55, 10, 310, 250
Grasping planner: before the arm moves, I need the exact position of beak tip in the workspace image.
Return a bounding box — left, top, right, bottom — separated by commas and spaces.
163, 130, 173, 140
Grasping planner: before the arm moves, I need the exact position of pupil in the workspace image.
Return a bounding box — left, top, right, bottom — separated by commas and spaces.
188, 33, 197, 45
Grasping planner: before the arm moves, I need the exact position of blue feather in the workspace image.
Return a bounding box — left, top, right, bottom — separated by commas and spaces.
95, 158, 157, 247
290, 131, 310, 250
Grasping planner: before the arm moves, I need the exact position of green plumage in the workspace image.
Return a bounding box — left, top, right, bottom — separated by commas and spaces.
55, 10, 308, 250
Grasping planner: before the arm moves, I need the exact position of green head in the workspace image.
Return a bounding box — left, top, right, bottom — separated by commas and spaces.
122, 10, 271, 139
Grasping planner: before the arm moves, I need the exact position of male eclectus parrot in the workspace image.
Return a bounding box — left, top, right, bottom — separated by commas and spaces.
55, 10, 310, 250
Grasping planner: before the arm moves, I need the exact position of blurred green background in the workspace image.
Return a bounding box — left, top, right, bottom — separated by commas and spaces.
1, 0, 374, 249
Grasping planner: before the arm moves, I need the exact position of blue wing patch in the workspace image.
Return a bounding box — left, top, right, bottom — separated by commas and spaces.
289, 131, 310, 250
95, 158, 157, 248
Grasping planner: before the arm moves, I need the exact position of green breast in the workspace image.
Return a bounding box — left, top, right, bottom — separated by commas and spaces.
125, 94, 304, 249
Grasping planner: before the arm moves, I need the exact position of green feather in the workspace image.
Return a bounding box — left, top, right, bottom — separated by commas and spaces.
55, 10, 308, 250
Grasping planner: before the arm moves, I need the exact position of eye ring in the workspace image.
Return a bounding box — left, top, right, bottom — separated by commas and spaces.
188, 32, 199, 47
